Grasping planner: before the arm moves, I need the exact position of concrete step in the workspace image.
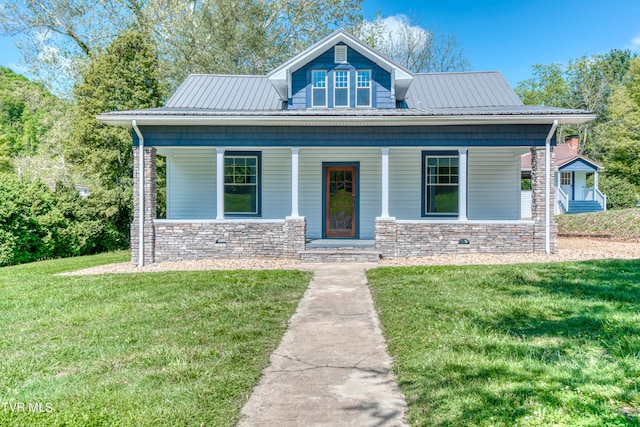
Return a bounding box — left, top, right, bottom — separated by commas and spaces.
300, 248, 381, 263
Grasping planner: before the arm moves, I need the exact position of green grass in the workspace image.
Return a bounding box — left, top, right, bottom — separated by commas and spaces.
557, 208, 640, 240
368, 260, 640, 426
0, 252, 311, 426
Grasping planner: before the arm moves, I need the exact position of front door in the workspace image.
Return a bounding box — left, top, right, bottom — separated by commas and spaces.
325, 165, 357, 238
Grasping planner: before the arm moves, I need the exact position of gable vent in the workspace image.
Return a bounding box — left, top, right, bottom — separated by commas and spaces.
335, 45, 347, 63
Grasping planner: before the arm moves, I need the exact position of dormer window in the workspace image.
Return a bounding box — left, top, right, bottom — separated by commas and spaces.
334, 70, 349, 107
335, 45, 347, 63
312, 70, 327, 107
356, 70, 371, 107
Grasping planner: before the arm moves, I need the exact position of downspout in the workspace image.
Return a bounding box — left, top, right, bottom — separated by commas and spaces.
545, 120, 558, 255
132, 120, 144, 267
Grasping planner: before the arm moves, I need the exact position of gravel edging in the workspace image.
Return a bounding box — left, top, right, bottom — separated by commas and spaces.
60, 237, 639, 276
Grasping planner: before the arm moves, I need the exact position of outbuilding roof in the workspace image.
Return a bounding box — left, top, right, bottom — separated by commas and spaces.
521, 143, 603, 171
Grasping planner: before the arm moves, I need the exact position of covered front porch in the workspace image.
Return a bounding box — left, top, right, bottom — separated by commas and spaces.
555, 163, 606, 214
132, 143, 557, 265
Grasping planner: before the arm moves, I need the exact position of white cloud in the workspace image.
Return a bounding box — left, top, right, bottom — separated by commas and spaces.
629, 34, 640, 51
363, 14, 430, 47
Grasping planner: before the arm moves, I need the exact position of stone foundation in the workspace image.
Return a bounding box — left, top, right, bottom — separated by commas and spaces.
152, 218, 306, 262
376, 219, 537, 258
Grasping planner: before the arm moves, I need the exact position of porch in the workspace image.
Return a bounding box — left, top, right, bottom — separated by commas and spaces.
555, 169, 606, 214
132, 144, 556, 265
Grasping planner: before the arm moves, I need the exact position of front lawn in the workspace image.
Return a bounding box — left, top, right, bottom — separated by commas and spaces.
368, 260, 640, 426
0, 252, 311, 426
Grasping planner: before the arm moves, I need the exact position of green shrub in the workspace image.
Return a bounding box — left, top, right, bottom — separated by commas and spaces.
0, 176, 129, 266
596, 174, 639, 210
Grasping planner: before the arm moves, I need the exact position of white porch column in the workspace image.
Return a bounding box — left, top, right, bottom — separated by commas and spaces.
594, 170, 599, 190
381, 147, 390, 218
458, 148, 468, 221
216, 147, 225, 220
290, 147, 300, 217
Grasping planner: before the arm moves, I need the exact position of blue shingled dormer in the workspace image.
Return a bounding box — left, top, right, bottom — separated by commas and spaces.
268, 30, 414, 110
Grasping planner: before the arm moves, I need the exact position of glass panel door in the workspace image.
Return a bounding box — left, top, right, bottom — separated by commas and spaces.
325, 166, 357, 238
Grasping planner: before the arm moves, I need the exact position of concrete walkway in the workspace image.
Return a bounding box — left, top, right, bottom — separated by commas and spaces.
238, 263, 408, 427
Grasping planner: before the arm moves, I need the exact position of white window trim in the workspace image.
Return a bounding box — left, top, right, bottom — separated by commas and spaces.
312, 69, 328, 108
561, 171, 572, 186
334, 70, 350, 108
356, 69, 372, 108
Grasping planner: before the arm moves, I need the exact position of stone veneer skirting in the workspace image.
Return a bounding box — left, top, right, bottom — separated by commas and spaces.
376, 218, 539, 258
152, 218, 306, 262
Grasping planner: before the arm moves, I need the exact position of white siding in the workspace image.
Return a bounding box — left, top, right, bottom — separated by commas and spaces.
261, 149, 292, 218
299, 148, 381, 239
521, 190, 532, 219
389, 148, 422, 219
166, 148, 291, 220
467, 148, 520, 220
388, 147, 522, 221
163, 146, 523, 227
167, 150, 216, 219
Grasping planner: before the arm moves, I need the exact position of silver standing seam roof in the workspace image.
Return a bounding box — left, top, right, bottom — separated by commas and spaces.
163, 71, 525, 112
97, 68, 594, 125
103, 71, 588, 115
167, 74, 283, 111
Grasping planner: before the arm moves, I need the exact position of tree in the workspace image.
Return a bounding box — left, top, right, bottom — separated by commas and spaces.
70, 29, 164, 187
516, 63, 568, 108
516, 50, 637, 155
0, 66, 72, 176
1, 0, 364, 93
68, 29, 165, 244
599, 58, 640, 188
356, 14, 469, 73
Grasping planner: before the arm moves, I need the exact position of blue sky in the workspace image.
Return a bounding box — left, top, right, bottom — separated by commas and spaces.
1, 0, 639, 88
361, 0, 640, 86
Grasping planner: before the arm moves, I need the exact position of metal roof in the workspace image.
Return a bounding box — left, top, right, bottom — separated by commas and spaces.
99, 68, 595, 126
166, 74, 282, 110
406, 71, 523, 109
149, 71, 573, 113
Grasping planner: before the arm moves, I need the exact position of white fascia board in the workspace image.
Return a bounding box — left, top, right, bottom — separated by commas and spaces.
97, 113, 596, 127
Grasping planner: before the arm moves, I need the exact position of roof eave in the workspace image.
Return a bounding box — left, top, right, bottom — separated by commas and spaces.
97, 113, 597, 127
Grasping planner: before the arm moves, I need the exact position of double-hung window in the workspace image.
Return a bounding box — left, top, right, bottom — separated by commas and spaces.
422, 152, 459, 216
356, 70, 371, 107
560, 172, 572, 186
334, 70, 349, 107
224, 152, 260, 216
312, 70, 327, 108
